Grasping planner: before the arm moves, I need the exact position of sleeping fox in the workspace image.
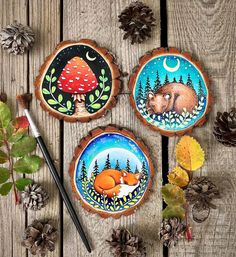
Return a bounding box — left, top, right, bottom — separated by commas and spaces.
94, 169, 141, 198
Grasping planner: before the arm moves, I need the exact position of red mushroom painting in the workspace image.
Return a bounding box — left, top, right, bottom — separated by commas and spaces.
57, 56, 98, 116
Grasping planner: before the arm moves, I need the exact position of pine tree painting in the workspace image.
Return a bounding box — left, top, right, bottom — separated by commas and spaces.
80, 160, 87, 182
145, 76, 152, 97
153, 70, 161, 92
164, 74, 169, 85
115, 160, 121, 171
104, 154, 111, 170
179, 75, 183, 84
93, 160, 99, 176
137, 81, 144, 102
126, 159, 131, 173
135, 165, 139, 173
172, 77, 177, 83
198, 79, 205, 98
186, 74, 194, 89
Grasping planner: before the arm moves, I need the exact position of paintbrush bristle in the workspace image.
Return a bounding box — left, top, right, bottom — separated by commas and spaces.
16, 93, 32, 109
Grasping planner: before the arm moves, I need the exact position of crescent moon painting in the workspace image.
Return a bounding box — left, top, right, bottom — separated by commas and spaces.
86, 51, 96, 61
129, 48, 212, 136
163, 57, 180, 72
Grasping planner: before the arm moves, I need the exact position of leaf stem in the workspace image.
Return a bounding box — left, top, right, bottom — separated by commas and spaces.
87, 74, 106, 107
3, 135, 19, 204
48, 71, 70, 111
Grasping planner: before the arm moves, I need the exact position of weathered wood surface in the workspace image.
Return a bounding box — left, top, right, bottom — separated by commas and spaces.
168, 1, 236, 257
0, 0, 235, 256
62, 0, 162, 256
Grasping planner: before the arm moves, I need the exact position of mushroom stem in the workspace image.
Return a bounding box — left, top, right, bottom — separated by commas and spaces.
73, 94, 89, 117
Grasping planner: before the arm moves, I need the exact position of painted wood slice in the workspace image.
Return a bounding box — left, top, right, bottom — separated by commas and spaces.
69, 126, 155, 218
35, 39, 121, 122
129, 48, 213, 136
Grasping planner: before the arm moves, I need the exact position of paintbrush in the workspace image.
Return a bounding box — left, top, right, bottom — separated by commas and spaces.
16, 94, 91, 253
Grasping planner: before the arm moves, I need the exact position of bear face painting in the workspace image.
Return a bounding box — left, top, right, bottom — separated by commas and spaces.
129, 48, 212, 136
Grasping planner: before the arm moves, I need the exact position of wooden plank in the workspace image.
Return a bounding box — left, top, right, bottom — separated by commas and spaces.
62, 0, 162, 256
0, 1, 28, 257
168, 1, 236, 256
28, 0, 61, 257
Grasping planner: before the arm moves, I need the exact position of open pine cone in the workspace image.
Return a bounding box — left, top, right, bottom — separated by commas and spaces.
185, 177, 220, 223
107, 228, 146, 257
21, 219, 57, 256
0, 21, 35, 55
21, 183, 49, 211
118, 1, 156, 44
213, 108, 236, 147
160, 218, 186, 247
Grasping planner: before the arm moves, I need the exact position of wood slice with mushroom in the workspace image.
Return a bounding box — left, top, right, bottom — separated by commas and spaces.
35, 39, 121, 122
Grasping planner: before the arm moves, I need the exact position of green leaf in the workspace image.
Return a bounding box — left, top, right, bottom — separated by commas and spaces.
161, 184, 186, 206
66, 101, 72, 110
0, 168, 10, 184
0, 101, 11, 128
103, 77, 108, 83
101, 69, 105, 75
48, 99, 57, 105
95, 90, 100, 97
51, 77, 57, 83
91, 103, 101, 109
58, 107, 68, 113
51, 68, 55, 74
99, 76, 104, 81
9, 130, 26, 143
162, 205, 185, 220
14, 155, 42, 174
11, 136, 37, 157
99, 82, 103, 88
0, 150, 7, 164
58, 94, 63, 103
45, 75, 51, 82
0, 182, 13, 195
89, 94, 94, 102
15, 178, 33, 191
104, 86, 110, 92
101, 95, 108, 101
6, 122, 14, 139
51, 86, 56, 93
42, 88, 50, 95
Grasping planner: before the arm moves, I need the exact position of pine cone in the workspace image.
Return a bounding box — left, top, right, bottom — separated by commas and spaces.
118, 1, 156, 44
0, 21, 35, 55
213, 108, 236, 147
21, 219, 57, 256
160, 218, 186, 247
185, 177, 220, 223
107, 228, 146, 257
21, 183, 49, 211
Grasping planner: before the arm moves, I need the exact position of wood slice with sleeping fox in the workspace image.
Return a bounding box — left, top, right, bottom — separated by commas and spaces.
94, 169, 141, 198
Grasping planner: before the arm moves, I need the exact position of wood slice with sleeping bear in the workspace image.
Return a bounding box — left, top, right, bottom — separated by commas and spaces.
146, 82, 198, 114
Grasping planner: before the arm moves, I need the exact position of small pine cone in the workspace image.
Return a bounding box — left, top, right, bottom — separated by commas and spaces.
160, 218, 186, 247
21, 183, 49, 211
21, 219, 57, 256
213, 108, 236, 147
185, 177, 220, 223
107, 228, 146, 257
118, 1, 156, 44
0, 21, 35, 55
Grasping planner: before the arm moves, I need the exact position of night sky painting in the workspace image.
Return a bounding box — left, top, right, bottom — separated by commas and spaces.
74, 132, 152, 213
133, 54, 209, 132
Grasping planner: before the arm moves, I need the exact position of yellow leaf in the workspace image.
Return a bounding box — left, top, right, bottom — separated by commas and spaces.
176, 136, 205, 171
168, 166, 189, 187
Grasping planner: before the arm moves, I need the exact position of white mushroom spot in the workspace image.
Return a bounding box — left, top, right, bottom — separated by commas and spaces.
57, 80, 61, 83
82, 65, 85, 68
96, 83, 98, 86
66, 68, 70, 70
80, 84, 85, 87
66, 71, 70, 74
61, 77, 66, 80
77, 71, 81, 74
79, 88, 84, 91
92, 80, 96, 83
73, 66, 78, 68
92, 86, 95, 89
84, 79, 88, 82
68, 87, 72, 90
67, 61, 71, 64
69, 79, 73, 83
75, 77, 80, 80
85, 74, 88, 76
65, 84, 68, 87
62, 68, 65, 71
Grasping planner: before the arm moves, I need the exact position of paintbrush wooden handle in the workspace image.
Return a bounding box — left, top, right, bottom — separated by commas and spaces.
36, 136, 91, 253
